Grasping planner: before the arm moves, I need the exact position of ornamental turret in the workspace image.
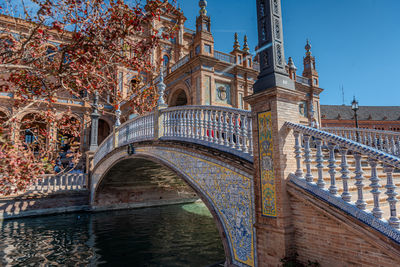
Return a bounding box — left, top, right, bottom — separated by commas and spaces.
193, 0, 214, 57
303, 40, 319, 87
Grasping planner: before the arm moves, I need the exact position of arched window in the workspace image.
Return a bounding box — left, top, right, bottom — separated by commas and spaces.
46, 46, 56, 61
163, 55, 170, 68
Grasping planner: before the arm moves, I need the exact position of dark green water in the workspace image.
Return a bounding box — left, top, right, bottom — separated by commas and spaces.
0, 203, 225, 266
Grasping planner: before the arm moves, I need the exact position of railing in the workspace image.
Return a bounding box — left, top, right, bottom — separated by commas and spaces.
93, 106, 254, 166
296, 75, 311, 86
285, 122, 400, 240
27, 173, 87, 193
253, 62, 260, 71
323, 127, 400, 156
160, 106, 253, 161
214, 50, 236, 64
170, 55, 189, 73
184, 28, 195, 35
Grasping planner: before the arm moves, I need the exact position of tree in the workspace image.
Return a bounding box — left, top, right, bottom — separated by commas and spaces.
0, 0, 177, 195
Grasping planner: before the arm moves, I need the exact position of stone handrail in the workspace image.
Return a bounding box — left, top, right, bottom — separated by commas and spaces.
184, 27, 195, 35
170, 55, 189, 73
322, 127, 400, 156
253, 62, 260, 71
214, 50, 235, 64
26, 173, 87, 193
285, 122, 400, 242
296, 75, 311, 86
160, 106, 253, 161
93, 106, 254, 166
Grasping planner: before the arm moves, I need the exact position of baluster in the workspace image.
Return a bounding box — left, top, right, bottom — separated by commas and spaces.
339, 147, 351, 202
235, 114, 241, 150
163, 112, 167, 137
327, 143, 338, 195
385, 135, 390, 153
354, 153, 366, 210
303, 134, 313, 183
217, 111, 223, 145
199, 110, 204, 140
228, 113, 235, 148
209, 110, 214, 143
188, 110, 193, 139
368, 158, 383, 219
194, 110, 199, 139
213, 110, 219, 143
223, 112, 228, 147
391, 136, 395, 155
241, 114, 247, 152
247, 117, 253, 155
384, 165, 400, 229
315, 138, 325, 189
206, 110, 212, 142
172, 111, 177, 137
178, 111, 182, 137
293, 131, 304, 179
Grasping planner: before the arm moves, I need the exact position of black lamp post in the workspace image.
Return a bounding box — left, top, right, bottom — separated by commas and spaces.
351, 96, 359, 141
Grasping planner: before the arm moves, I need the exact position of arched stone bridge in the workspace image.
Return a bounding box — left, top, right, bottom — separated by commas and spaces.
91, 105, 400, 267
91, 106, 256, 267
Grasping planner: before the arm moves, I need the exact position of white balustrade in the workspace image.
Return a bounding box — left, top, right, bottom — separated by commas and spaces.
323, 127, 400, 156
286, 122, 400, 232
93, 106, 254, 167
160, 106, 253, 161
26, 173, 87, 193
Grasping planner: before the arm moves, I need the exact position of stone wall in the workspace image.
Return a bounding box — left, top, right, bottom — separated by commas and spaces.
288, 183, 400, 266
0, 191, 89, 220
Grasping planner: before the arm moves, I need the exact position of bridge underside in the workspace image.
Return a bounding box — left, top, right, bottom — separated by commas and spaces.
91, 142, 255, 267
94, 158, 198, 210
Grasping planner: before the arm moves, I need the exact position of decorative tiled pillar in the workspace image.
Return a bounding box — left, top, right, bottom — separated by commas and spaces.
245, 0, 301, 265
246, 88, 301, 266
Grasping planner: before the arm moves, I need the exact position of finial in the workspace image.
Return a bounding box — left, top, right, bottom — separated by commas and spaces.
233, 33, 240, 50
178, 4, 182, 12
243, 35, 250, 54
287, 57, 297, 70
305, 39, 312, 55
157, 67, 166, 106
199, 0, 207, 16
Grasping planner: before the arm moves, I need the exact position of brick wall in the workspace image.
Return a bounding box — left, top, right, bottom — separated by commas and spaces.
288, 184, 400, 266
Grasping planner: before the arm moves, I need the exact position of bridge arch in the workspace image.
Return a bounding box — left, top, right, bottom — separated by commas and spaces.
91, 144, 255, 267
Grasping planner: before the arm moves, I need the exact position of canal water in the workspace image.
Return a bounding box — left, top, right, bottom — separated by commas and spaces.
0, 202, 225, 266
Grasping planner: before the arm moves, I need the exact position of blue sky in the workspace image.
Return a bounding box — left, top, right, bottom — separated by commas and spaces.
178, 0, 400, 106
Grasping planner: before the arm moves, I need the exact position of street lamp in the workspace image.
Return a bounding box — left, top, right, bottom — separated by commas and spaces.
351, 96, 359, 141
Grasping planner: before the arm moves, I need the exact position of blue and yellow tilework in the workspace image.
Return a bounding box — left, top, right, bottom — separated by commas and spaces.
136, 147, 255, 267
258, 111, 276, 217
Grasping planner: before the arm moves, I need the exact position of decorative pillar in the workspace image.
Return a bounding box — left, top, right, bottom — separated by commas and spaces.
245, 0, 299, 265
154, 69, 168, 140
89, 91, 100, 152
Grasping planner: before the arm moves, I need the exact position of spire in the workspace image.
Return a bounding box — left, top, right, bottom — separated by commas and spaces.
243, 35, 250, 54
305, 39, 312, 56
199, 0, 207, 16
233, 33, 240, 50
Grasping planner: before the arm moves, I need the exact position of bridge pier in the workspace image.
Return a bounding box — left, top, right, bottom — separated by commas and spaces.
246, 87, 303, 266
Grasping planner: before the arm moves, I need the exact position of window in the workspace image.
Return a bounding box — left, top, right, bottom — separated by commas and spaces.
314, 78, 318, 86
248, 58, 252, 67
163, 55, 170, 68
238, 55, 242, 64
239, 93, 244, 109
204, 44, 211, 54
195, 45, 200, 55
46, 46, 56, 62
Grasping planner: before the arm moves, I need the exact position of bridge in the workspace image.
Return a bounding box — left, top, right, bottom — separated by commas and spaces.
88, 0, 400, 266
88, 102, 400, 266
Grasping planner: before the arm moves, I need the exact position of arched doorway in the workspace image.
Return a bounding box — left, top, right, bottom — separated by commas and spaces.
20, 113, 47, 153
98, 119, 110, 145
169, 89, 188, 107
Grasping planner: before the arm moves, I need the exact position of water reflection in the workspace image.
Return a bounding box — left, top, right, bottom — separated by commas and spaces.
0, 203, 224, 266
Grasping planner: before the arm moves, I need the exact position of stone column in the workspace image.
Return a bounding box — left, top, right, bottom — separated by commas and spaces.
244, 0, 301, 265
89, 91, 100, 152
